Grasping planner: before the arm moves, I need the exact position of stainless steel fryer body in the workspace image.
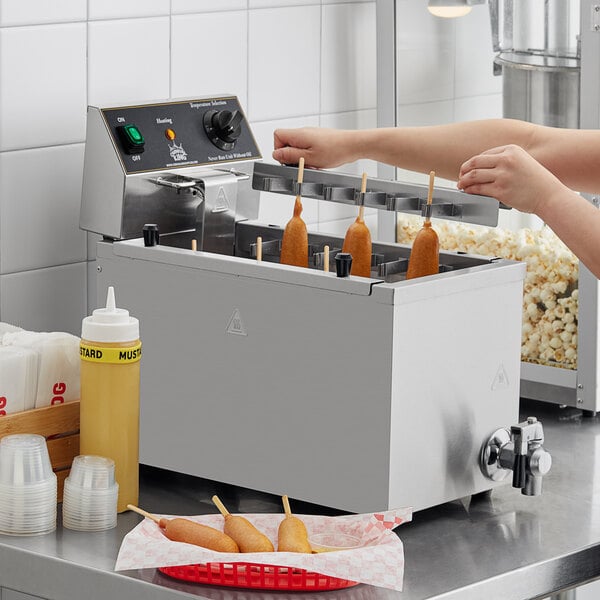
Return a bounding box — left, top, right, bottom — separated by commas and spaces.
96, 237, 525, 513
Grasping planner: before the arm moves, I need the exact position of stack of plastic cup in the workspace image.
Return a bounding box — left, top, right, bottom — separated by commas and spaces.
0, 434, 57, 536
62, 455, 118, 531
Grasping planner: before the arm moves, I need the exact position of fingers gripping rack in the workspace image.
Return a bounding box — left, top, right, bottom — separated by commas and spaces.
252, 162, 501, 226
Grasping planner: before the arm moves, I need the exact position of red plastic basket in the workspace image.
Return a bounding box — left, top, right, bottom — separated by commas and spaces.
158, 562, 359, 591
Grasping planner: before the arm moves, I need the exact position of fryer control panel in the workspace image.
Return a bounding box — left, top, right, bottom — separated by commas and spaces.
101, 96, 261, 174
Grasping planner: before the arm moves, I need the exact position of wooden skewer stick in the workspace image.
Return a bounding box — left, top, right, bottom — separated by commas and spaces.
359, 171, 368, 221
425, 170, 435, 223
296, 157, 305, 199
256, 236, 262, 262
324, 245, 330, 272
282, 495, 292, 517
127, 504, 161, 524
191, 239, 197, 252
212, 495, 231, 517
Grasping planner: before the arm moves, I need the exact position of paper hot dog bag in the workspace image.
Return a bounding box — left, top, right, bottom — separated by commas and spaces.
116, 508, 412, 591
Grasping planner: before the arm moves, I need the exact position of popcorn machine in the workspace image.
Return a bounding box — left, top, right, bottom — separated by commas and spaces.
376, 0, 600, 414
80, 96, 552, 513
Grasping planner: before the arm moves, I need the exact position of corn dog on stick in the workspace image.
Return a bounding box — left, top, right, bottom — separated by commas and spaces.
211, 495, 274, 553
127, 504, 239, 553
280, 157, 309, 268
277, 495, 312, 553
406, 170, 439, 280
342, 172, 372, 277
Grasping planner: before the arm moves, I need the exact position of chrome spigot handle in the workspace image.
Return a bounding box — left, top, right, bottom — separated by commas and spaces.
480, 417, 551, 496
523, 445, 552, 496
510, 417, 543, 488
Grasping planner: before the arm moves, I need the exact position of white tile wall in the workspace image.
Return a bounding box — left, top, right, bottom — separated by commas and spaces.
0, 24, 87, 151
88, 18, 170, 107
249, 0, 318, 7
0, 1, 86, 26
88, 0, 170, 21
321, 2, 377, 114
247, 6, 321, 121
172, 0, 247, 13
0, 144, 86, 274
395, 0, 455, 105
171, 12, 248, 106
0, 262, 87, 335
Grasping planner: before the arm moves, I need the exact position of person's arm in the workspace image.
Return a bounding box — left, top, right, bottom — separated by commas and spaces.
458, 144, 600, 278
538, 191, 600, 278
273, 120, 600, 194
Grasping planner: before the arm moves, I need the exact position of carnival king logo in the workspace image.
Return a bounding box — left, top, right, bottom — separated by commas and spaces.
169, 141, 188, 161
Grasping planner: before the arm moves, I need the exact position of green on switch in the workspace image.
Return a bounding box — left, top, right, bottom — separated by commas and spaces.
117, 124, 145, 154
125, 124, 143, 144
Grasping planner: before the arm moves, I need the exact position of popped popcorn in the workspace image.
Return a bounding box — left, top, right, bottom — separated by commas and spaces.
397, 215, 579, 370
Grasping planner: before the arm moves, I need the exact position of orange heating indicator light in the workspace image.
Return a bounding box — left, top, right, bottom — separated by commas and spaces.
165, 128, 176, 141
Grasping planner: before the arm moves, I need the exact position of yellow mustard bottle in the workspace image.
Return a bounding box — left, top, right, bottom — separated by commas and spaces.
80, 286, 141, 513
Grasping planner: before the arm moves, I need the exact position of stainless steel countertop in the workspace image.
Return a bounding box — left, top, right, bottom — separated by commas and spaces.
0, 399, 599, 600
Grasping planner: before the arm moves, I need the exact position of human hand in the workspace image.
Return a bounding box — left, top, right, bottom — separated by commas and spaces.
272, 127, 356, 169
457, 144, 568, 214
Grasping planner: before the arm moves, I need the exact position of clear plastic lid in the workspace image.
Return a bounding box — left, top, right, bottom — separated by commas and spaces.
81, 287, 139, 343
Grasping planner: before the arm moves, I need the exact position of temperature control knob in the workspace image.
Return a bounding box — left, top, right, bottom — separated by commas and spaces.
203, 109, 243, 151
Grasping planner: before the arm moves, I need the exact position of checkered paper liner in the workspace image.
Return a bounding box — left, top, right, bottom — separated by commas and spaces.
115, 508, 412, 591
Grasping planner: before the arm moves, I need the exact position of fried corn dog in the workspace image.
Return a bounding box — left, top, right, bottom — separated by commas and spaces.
280, 157, 309, 268
127, 504, 239, 553
277, 495, 312, 553
212, 495, 274, 553
342, 172, 372, 278
406, 171, 439, 280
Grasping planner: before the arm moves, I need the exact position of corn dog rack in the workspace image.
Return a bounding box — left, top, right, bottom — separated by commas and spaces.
253, 162, 501, 225
80, 96, 550, 513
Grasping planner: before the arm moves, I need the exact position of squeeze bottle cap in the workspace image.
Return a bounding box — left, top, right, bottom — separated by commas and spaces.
81, 286, 139, 343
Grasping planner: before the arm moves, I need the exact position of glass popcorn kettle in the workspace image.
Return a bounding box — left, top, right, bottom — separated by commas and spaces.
490, 0, 580, 128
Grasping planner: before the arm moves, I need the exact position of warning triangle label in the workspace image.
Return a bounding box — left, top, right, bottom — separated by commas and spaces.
226, 309, 247, 336
213, 186, 230, 213
491, 364, 509, 391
